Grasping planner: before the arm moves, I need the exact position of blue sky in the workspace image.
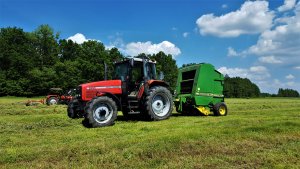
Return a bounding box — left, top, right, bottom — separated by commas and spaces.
1, 0, 300, 93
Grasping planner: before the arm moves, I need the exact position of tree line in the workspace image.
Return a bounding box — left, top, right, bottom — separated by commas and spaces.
277, 88, 299, 97
224, 76, 260, 98
0, 25, 178, 96
0, 25, 298, 97
224, 76, 299, 98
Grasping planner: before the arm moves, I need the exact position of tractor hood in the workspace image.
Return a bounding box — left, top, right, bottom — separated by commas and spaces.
80, 80, 122, 101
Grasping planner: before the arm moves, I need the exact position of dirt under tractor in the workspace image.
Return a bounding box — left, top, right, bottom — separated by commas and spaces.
67, 57, 173, 127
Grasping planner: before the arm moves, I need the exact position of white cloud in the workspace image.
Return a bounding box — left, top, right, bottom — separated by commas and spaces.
218, 66, 270, 81
278, 0, 296, 12
183, 32, 190, 38
286, 74, 295, 79
227, 47, 238, 57
250, 66, 267, 73
106, 38, 125, 50
67, 33, 99, 44
258, 56, 283, 64
67, 33, 89, 44
125, 41, 181, 57
218, 66, 299, 93
256, 79, 299, 94
218, 67, 249, 78
67, 33, 181, 57
196, 1, 274, 37
294, 66, 300, 69
245, 3, 300, 66
222, 4, 228, 9
287, 81, 296, 86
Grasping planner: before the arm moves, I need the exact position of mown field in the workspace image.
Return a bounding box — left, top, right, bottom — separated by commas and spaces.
0, 97, 299, 169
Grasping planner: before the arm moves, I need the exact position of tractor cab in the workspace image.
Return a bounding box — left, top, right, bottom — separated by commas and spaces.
114, 57, 157, 96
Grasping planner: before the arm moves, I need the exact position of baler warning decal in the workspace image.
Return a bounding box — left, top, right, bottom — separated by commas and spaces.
196, 92, 224, 98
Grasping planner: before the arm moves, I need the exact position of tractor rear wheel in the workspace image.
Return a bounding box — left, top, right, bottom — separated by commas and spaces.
213, 102, 228, 116
46, 97, 58, 105
85, 96, 118, 127
145, 86, 173, 120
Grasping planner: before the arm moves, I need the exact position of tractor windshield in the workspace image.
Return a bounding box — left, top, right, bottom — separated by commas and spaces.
114, 62, 128, 81
146, 62, 156, 80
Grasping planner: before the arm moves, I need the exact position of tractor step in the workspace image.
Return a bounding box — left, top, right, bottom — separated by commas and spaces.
128, 111, 140, 114
128, 95, 137, 99
128, 100, 139, 109
128, 99, 138, 102
128, 99, 139, 109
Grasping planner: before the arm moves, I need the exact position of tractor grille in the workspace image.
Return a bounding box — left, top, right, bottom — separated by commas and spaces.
180, 70, 196, 94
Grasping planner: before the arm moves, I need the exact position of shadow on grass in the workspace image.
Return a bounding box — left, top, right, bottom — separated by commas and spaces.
81, 115, 146, 128
171, 113, 203, 117
81, 112, 211, 128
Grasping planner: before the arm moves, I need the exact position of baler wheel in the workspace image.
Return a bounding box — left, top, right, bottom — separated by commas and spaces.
85, 96, 117, 127
213, 102, 228, 116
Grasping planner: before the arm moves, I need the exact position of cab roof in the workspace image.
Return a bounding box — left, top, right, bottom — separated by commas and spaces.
115, 57, 156, 64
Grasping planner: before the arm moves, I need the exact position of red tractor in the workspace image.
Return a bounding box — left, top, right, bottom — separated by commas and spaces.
68, 57, 173, 127
46, 88, 76, 105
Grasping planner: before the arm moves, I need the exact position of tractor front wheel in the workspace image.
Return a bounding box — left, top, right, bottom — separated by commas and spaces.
145, 86, 173, 120
213, 102, 228, 116
46, 97, 58, 105
85, 96, 118, 127
67, 99, 80, 119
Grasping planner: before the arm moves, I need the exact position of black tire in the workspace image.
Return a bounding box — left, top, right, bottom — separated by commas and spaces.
67, 99, 79, 119
213, 102, 228, 116
145, 86, 173, 120
46, 97, 58, 105
84, 96, 118, 127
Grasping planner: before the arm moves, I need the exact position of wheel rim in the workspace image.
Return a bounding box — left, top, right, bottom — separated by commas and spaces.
93, 103, 113, 124
151, 93, 171, 117
49, 99, 57, 105
219, 105, 226, 115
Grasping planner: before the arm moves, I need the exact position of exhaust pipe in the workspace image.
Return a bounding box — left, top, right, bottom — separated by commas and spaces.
104, 62, 107, 80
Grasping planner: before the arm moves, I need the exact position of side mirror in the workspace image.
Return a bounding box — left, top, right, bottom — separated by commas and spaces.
159, 71, 164, 80
130, 58, 134, 67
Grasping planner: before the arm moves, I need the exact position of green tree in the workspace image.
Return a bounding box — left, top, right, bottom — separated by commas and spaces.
27, 67, 57, 95
58, 39, 82, 61
224, 77, 260, 98
150, 51, 178, 92
0, 27, 37, 96
54, 60, 84, 90
32, 24, 59, 68
278, 88, 299, 97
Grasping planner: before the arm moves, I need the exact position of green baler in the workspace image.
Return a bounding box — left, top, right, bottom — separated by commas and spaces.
174, 63, 228, 116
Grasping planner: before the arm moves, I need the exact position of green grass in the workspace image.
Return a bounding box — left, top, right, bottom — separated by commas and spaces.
0, 97, 299, 168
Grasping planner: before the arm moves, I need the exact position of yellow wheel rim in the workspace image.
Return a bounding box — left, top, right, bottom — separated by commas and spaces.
219, 106, 226, 115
